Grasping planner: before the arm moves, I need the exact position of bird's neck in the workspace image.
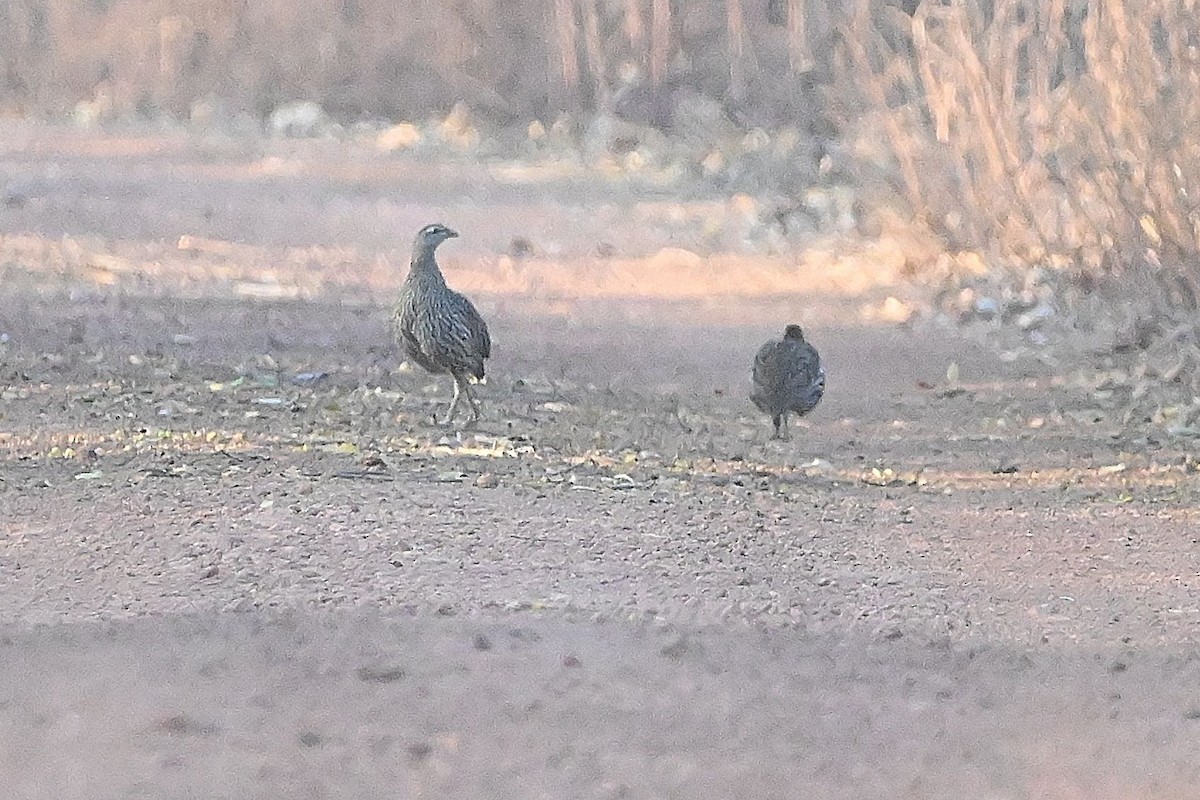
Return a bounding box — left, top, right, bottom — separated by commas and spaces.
408, 247, 446, 285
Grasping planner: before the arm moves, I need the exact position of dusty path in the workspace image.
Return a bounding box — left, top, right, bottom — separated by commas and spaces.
6, 614, 1200, 800
2, 125, 1199, 798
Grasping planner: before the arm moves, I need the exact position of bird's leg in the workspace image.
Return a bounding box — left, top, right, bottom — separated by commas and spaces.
465, 380, 483, 421
771, 414, 783, 440
778, 413, 791, 441
441, 377, 463, 426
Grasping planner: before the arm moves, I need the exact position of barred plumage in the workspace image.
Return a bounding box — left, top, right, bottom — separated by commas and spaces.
751, 324, 825, 440
393, 223, 492, 425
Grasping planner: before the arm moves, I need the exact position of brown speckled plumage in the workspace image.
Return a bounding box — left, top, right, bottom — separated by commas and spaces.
393, 223, 491, 424
751, 324, 824, 440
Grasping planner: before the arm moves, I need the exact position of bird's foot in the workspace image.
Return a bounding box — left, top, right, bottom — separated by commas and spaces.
465, 392, 483, 425
457, 408, 481, 429
441, 392, 463, 427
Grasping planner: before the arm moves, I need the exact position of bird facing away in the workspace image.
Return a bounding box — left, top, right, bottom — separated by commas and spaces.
751, 324, 825, 440
393, 223, 492, 425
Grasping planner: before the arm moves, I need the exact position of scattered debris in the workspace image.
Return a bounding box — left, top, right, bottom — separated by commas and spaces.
355, 665, 406, 684
377, 123, 423, 151
290, 371, 329, 386
268, 101, 330, 138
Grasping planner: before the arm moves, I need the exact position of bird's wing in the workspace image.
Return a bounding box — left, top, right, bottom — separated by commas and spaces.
413, 291, 490, 376
751, 341, 780, 390
475, 302, 492, 359
449, 291, 491, 361
394, 304, 443, 373
750, 340, 783, 412
781, 341, 824, 411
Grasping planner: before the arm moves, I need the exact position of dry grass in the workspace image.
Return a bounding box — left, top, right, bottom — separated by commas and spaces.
6, 1, 1200, 396
834, 0, 1200, 271
825, 0, 1200, 406
0, 0, 831, 127
5, 1, 1196, 271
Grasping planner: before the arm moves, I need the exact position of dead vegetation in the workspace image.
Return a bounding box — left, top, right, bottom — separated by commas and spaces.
0, 0, 828, 127
829, 1, 1200, 409
4, 1, 1200, 411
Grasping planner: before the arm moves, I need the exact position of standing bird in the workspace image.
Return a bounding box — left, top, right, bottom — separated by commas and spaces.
393, 223, 491, 425
751, 324, 825, 440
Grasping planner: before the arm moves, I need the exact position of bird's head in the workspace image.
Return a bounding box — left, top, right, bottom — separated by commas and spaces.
783, 324, 805, 341
414, 223, 459, 251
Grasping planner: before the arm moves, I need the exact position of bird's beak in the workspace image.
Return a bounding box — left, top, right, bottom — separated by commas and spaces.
446, 228, 460, 238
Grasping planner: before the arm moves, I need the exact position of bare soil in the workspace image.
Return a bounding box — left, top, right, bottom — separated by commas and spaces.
2, 124, 1199, 799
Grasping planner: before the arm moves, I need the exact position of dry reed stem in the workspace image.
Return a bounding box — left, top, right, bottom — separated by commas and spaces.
650, 0, 671, 87
786, 0, 809, 72
554, 0, 581, 92
624, 0, 647, 60
580, 0, 608, 110
725, 0, 746, 94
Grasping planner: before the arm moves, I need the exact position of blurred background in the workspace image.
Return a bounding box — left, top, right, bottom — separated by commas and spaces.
3, 0, 1200, 402
6, 11, 1200, 795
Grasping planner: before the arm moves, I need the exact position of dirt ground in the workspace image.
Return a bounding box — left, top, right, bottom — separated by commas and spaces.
2, 123, 1200, 799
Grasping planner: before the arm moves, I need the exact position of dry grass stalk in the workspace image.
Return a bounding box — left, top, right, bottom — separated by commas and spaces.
554, 0, 581, 93
838, 1, 1200, 278
650, 0, 671, 87
624, 0, 647, 62
725, 0, 747, 93
786, 0, 809, 72
579, 0, 609, 110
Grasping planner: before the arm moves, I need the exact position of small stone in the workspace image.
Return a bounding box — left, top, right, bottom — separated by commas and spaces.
377, 123, 422, 151
291, 371, 328, 386
508, 236, 535, 258
356, 665, 406, 684
972, 296, 1001, 319
223, 596, 255, 613
157, 714, 219, 737
475, 473, 499, 489
660, 636, 695, 660
406, 741, 433, 762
